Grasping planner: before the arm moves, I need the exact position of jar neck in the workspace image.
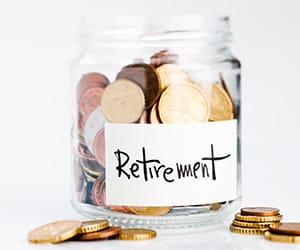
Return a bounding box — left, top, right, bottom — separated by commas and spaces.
80, 15, 232, 64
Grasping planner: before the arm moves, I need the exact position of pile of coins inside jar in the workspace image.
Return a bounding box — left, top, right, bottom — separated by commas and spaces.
230, 207, 300, 243
28, 219, 157, 244
75, 50, 236, 215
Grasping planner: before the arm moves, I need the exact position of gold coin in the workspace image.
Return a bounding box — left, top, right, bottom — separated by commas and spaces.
219, 73, 236, 117
198, 82, 234, 121
209, 202, 226, 211
229, 224, 268, 235
116, 228, 157, 240
149, 103, 161, 124
235, 213, 283, 222
265, 231, 300, 243
159, 84, 210, 123
28, 220, 82, 244
232, 219, 280, 229
127, 206, 172, 216
101, 79, 145, 123
156, 64, 190, 90
79, 220, 109, 234
241, 207, 280, 217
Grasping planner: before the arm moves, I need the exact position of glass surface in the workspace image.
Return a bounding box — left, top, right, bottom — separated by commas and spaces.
71, 16, 241, 229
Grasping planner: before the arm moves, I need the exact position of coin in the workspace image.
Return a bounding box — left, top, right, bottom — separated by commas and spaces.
138, 111, 148, 124
235, 213, 283, 222
101, 79, 145, 123
77, 72, 109, 98
78, 72, 109, 87
269, 223, 300, 236
265, 231, 300, 243
83, 171, 97, 183
84, 107, 107, 154
79, 87, 105, 122
219, 73, 235, 117
93, 129, 105, 167
92, 175, 106, 206
209, 202, 226, 211
28, 220, 82, 243
149, 103, 161, 124
79, 220, 109, 234
78, 144, 96, 161
240, 207, 280, 217
116, 228, 157, 240
198, 82, 233, 121
75, 226, 121, 241
127, 206, 172, 216
150, 49, 179, 68
158, 84, 210, 123
109, 205, 132, 214
232, 219, 280, 229
116, 63, 160, 109
229, 224, 269, 235
156, 64, 190, 90
80, 158, 103, 177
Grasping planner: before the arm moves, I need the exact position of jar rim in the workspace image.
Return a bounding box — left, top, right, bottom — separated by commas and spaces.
80, 15, 232, 52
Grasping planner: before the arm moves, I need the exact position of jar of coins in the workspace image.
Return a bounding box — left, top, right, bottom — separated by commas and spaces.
71, 16, 241, 229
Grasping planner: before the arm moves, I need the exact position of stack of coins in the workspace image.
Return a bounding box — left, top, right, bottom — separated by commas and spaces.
28, 219, 157, 244
74, 49, 236, 215
230, 207, 282, 235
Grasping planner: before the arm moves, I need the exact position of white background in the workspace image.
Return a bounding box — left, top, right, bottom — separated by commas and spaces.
1, 0, 300, 249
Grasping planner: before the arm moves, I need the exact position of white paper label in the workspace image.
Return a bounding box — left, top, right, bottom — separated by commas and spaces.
105, 120, 237, 206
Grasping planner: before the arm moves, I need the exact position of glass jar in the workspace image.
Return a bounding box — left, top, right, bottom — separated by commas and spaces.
71, 15, 241, 229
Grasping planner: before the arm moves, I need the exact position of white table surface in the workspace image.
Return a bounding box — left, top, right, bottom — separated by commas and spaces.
2, 183, 300, 250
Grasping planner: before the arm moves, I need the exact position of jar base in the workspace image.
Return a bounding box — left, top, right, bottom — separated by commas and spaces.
71, 197, 241, 229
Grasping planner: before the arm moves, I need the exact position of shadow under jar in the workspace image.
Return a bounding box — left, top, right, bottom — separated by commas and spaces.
71, 15, 241, 229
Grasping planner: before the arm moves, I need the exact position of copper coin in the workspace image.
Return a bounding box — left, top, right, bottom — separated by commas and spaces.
101, 79, 145, 123
116, 63, 160, 109
79, 87, 105, 121
92, 175, 106, 206
150, 49, 179, 68
138, 111, 148, 124
77, 72, 109, 98
74, 226, 121, 241
78, 114, 86, 130
158, 84, 210, 123
93, 129, 105, 167
127, 206, 172, 216
269, 223, 300, 236
198, 82, 234, 121
156, 64, 190, 90
84, 107, 107, 154
78, 144, 96, 161
109, 205, 133, 214
149, 103, 161, 124
240, 207, 280, 217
